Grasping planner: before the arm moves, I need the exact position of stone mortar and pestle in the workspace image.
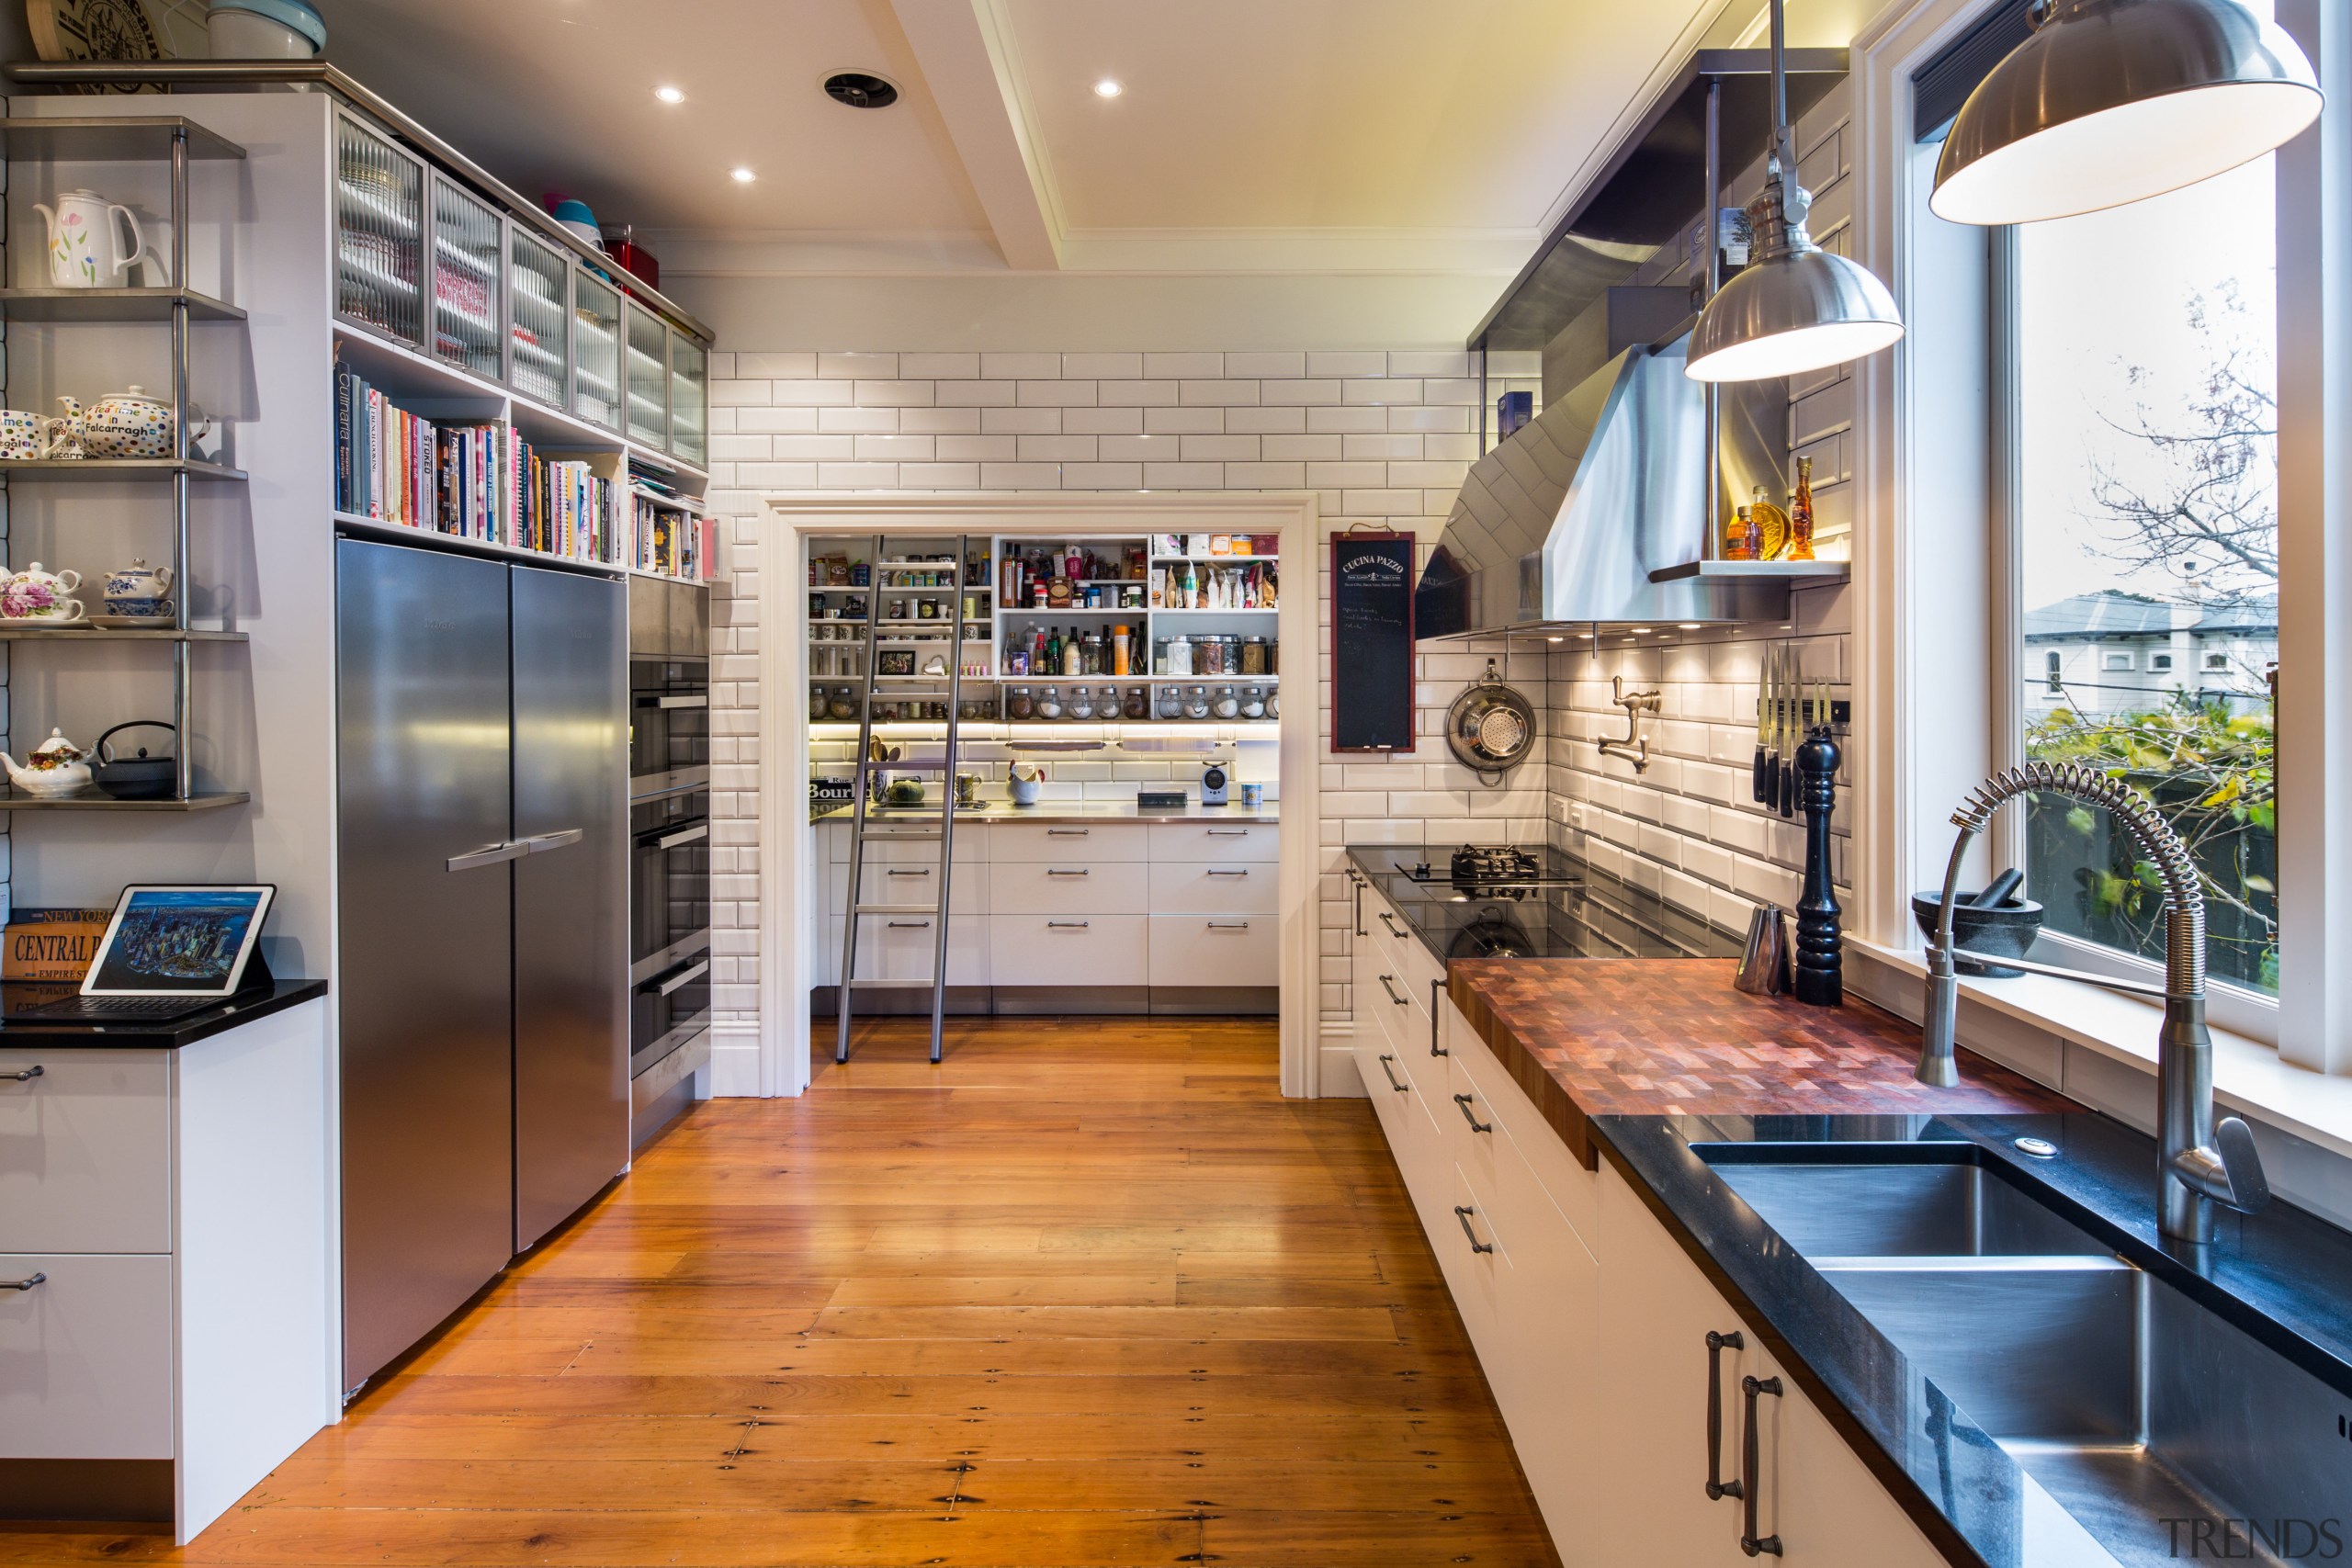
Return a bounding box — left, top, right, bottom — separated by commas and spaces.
1910, 865, 2044, 978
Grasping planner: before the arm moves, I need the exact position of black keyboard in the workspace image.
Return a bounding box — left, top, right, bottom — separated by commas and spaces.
15, 994, 228, 1022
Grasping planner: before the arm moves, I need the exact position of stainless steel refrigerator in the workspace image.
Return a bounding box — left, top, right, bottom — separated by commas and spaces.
336, 537, 628, 1390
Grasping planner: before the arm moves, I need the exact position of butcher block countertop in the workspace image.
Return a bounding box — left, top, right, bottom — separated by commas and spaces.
1445, 958, 2073, 1169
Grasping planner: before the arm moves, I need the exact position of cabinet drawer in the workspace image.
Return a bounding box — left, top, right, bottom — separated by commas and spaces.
0, 1253, 173, 1460
0, 1052, 171, 1255
1444, 1162, 1510, 1359
987, 914, 1148, 987
828, 914, 989, 987
1446, 1001, 1598, 1246
825, 858, 984, 916
1359, 954, 1431, 1057
991, 822, 1148, 862
1352, 1034, 1452, 1238
989, 859, 1148, 916
1148, 913, 1277, 987
1148, 860, 1278, 915
1149, 820, 1279, 863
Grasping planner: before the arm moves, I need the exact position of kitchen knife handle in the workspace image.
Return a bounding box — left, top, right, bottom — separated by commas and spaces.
1752, 751, 1769, 804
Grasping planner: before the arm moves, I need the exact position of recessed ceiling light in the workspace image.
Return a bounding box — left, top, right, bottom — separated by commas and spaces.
1094, 78, 1124, 98
654, 85, 685, 105
729, 167, 756, 184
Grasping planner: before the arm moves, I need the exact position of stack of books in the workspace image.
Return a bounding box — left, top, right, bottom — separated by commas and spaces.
629, 491, 716, 581
517, 443, 615, 564
334, 366, 503, 541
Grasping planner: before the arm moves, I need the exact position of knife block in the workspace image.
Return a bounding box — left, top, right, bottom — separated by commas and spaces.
1793, 729, 1842, 1007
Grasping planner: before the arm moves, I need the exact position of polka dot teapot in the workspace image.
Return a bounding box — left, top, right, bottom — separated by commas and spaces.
69, 387, 212, 460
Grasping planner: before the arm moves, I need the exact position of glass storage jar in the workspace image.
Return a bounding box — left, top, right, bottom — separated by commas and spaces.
1123, 686, 1148, 719
1240, 685, 1266, 719
1183, 685, 1211, 719
1267, 686, 1280, 718
1098, 686, 1121, 721
1212, 685, 1240, 719
828, 687, 858, 721
1156, 686, 1182, 719
1167, 635, 1193, 675
1008, 686, 1035, 719
1036, 685, 1063, 719
1068, 686, 1096, 720
1241, 636, 1268, 675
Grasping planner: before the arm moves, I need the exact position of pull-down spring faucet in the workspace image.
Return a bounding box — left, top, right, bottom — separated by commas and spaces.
1920, 761, 2268, 1245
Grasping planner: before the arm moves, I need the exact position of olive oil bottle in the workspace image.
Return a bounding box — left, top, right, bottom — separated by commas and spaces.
1787, 456, 1816, 561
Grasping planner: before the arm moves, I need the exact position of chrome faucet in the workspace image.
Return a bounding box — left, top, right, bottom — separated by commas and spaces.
1920, 761, 2268, 1245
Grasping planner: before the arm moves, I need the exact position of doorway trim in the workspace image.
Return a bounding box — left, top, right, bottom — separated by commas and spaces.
748, 492, 1324, 1099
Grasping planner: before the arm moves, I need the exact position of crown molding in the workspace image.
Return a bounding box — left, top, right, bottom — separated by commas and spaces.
645, 224, 1536, 279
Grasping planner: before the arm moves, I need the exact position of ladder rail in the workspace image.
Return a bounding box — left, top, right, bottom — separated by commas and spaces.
834, 531, 887, 1065
928, 536, 970, 1063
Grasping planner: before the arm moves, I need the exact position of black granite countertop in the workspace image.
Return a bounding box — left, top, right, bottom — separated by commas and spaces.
1593, 1111, 2352, 1567
0, 978, 328, 1048
1347, 841, 1744, 961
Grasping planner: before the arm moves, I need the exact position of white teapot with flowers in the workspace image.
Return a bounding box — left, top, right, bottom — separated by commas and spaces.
0, 562, 85, 625
0, 729, 91, 797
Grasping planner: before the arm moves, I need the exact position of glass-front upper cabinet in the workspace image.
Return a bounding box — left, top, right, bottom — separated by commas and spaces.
507, 229, 568, 408
429, 175, 502, 381
571, 268, 623, 432
670, 335, 707, 468
334, 115, 424, 348
625, 299, 669, 448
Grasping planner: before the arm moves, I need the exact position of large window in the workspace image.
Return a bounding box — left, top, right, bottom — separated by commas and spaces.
2010, 156, 2279, 996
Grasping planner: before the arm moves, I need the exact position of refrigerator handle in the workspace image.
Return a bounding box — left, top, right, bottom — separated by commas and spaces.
519, 829, 585, 855
446, 841, 527, 872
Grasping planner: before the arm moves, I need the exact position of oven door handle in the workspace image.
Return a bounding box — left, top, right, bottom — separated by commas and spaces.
643, 957, 710, 998
653, 694, 709, 710
651, 823, 710, 851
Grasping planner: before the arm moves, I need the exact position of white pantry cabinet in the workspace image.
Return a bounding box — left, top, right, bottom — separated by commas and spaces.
1349, 873, 1947, 1566
0, 998, 335, 1545
819, 813, 1280, 1007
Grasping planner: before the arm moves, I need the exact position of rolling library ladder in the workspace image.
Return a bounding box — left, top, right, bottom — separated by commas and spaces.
834, 534, 973, 1064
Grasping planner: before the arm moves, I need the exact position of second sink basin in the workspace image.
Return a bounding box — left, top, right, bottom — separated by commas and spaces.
1699, 1147, 2352, 1566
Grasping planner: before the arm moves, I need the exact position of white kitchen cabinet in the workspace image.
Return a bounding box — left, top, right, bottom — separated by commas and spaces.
991, 821, 1150, 862
1149, 820, 1280, 863
1148, 912, 1276, 987
987, 913, 1150, 987
0, 1053, 172, 1255
989, 858, 1149, 917
1585, 1159, 1947, 1568
826, 914, 991, 987
0, 1000, 336, 1544
1147, 859, 1278, 914
0, 1252, 175, 1459
1344, 918, 1949, 1568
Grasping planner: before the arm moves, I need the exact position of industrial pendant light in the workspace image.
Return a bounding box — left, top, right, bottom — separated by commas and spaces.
1931, 0, 2319, 226
1686, 0, 1905, 383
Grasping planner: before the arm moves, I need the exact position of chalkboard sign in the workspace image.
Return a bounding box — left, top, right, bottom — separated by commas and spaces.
1330, 530, 1415, 752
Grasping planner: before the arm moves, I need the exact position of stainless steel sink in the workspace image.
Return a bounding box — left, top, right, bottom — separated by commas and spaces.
1712, 1158, 2113, 1257
1702, 1154, 2351, 1566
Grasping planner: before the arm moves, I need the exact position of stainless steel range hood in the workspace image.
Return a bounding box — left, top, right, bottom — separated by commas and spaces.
1415, 337, 1790, 638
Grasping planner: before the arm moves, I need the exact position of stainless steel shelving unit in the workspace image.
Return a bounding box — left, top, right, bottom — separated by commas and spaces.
0, 115, 252, 809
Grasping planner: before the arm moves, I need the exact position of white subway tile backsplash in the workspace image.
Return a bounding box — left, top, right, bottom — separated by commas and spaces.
739, 352, 817, 378
817, 407, 902, 434
1224, 406, 1308, 434
901, 352, 980, 379
983, 407, 1065, 434
820, 352, 897, 378
1306, 350, 1386, 378
1062, 352, 1142, 378
1145, 352, 1223, 378
1018, 379, 1099, 407
983, 352, 1062, 379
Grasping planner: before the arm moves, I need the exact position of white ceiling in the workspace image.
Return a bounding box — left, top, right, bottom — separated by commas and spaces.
313, 0, 1736, 279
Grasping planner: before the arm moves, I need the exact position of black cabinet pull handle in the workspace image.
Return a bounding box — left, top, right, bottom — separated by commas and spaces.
1378, 910, 1405, 939
1705, 1330, 1745, 1502
1, 1065, 42, 1083
1453, 1204, 1494, 1254
1453, 1093, 1491, 1134
1376, 1054, 1408, 1093
1353, 876, 1366, 937
1740, 1374, 1784, 1556
1429, 979, 1447, 1055
2, 1271, 45, 1292
1377, 974, 1408, 1005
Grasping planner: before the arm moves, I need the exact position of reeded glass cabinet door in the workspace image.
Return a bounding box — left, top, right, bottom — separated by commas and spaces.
571, 269, 622, 432
430, 175, 502, 380
334, 116, 424, 347
507, 230, 568, 407
669, 336, 707, 468
625, 299, 668, 447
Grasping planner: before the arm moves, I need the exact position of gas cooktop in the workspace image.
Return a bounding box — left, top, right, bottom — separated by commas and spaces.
1349, 841, 1744, 963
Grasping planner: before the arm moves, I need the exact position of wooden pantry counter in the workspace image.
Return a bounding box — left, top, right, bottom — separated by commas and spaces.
1443, 958, 2072, 1169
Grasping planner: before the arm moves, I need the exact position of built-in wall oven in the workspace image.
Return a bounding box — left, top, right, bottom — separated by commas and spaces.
628, 578, 711, 1141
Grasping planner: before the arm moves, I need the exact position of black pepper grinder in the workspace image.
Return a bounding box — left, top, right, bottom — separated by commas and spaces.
1792, 713, 1842, 1008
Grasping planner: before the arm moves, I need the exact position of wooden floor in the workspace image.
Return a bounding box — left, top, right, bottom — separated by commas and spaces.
8, 1018, 1559, 1567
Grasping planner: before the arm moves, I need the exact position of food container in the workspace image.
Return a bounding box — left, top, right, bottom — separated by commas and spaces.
1123, 687, 1148, 719
1037, 685, 1063, 720
1183, 685, 1210, 720
1240, 685, 1266, 720
1241, 636, 1269, 675
1212, 685, 1240, 720
1069, 687, 1096, 720
828, 687, 857, 721
1008, 686, 1035, 719
207, 0, 325, 58
1156, 687, 1182, 719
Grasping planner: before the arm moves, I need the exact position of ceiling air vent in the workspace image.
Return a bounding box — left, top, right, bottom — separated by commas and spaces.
823, 72, 899, 109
